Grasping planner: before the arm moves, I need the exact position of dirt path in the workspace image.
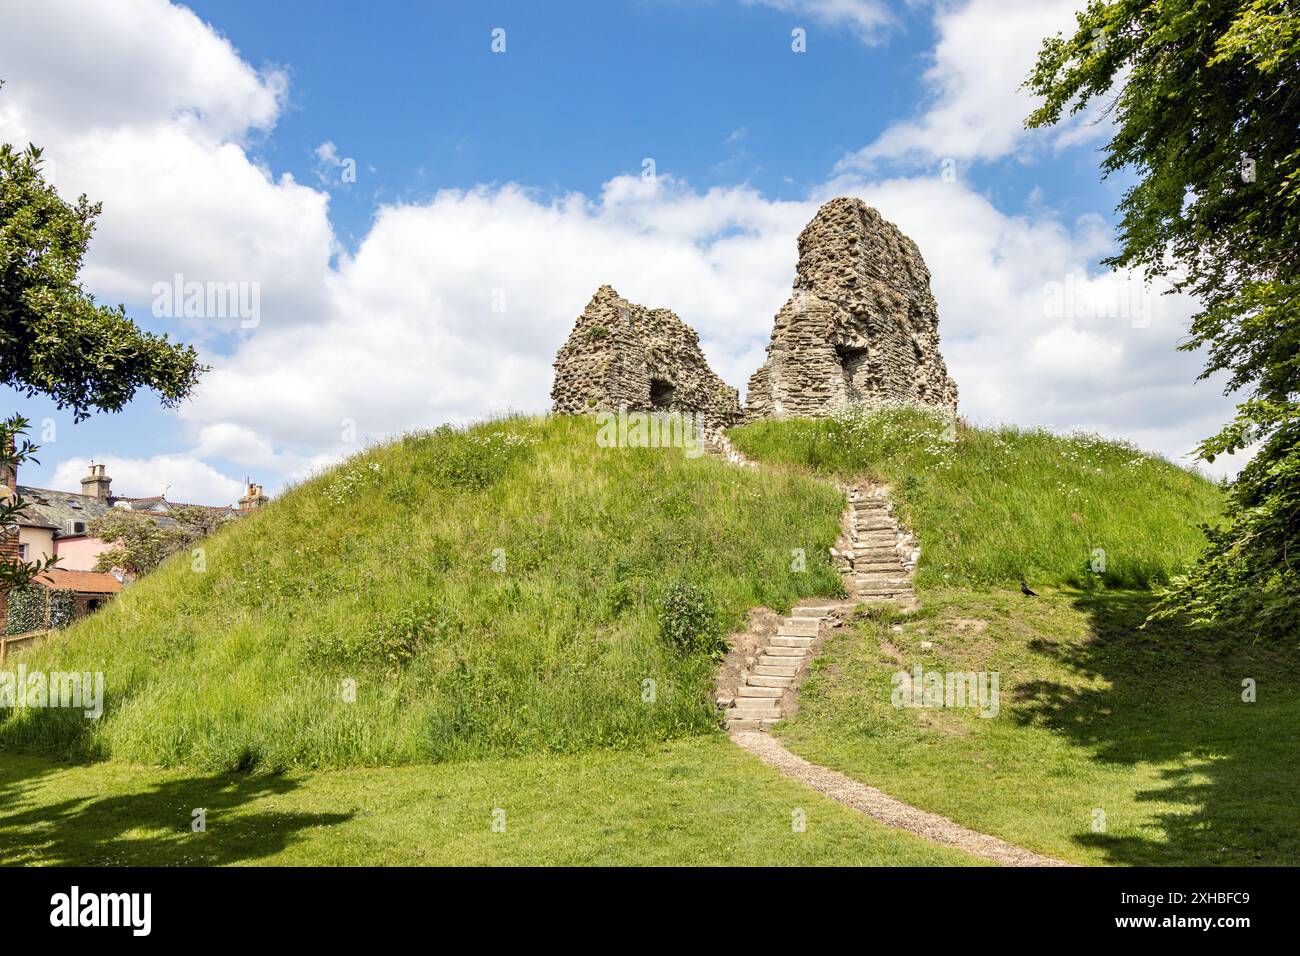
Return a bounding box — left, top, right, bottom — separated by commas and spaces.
731, 730, 1072, 866
707, 433, 1073, 866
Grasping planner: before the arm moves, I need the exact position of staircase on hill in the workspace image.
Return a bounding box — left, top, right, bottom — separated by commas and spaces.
721, 480, 917, 731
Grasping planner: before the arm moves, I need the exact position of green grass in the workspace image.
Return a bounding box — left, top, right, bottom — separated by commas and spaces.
729, 407, 1224, 590
0, 737, 977, 866
775, 589, 1300, 866
1, 415, 847, 771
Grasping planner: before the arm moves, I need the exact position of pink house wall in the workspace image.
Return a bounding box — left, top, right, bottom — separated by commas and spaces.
54, 536, 113, 572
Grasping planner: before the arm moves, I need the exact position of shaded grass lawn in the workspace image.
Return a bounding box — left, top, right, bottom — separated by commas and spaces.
0, 738, 977, 866
776, 589, 1300, 866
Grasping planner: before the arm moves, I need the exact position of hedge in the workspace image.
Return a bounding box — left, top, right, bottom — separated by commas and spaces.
5, 586, 76, 634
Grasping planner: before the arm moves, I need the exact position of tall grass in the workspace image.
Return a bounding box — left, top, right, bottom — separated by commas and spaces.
729, 407, 1224, 591
1, 415, 845, 771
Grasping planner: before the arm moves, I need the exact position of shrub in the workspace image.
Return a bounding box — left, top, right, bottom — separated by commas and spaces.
371, 599, 458, 671
659, 579, 724, 657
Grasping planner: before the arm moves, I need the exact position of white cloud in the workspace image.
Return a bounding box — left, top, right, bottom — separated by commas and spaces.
0, 0, 283, 144
0, 0, 332, 335
840, 0, 1098, 167
3, 0, 1241, 498
51, 455, 244, 507
743, 0, 894, 43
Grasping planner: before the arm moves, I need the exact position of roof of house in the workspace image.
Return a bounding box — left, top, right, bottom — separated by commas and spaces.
34, 568, 124, 594
116, 495, 238, 516
16, 487, 237, 536
17, 486, 117, 533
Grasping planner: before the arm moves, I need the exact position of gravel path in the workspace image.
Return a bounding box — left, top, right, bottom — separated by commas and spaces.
731, 730, 1074, 867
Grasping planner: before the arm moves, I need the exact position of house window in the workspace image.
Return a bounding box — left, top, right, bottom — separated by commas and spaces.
18, 543, 28, 560
69, 520, 86, 535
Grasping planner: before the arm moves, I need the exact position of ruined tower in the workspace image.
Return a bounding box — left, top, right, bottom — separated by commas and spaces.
551, 285, 742, 428
744, 197, 958, 421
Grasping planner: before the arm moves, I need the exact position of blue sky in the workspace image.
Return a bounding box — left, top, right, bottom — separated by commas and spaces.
0, 0, 1240, 503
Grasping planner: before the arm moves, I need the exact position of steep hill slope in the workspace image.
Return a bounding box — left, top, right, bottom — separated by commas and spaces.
729, 407, 1223, 590
2, 416, 845, 770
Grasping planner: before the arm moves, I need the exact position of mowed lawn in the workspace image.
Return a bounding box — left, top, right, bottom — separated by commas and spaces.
0, 737, 979, 866
775, 589, 1300, 867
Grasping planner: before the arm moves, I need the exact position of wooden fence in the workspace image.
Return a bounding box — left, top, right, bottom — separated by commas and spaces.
0, 629, 50, 665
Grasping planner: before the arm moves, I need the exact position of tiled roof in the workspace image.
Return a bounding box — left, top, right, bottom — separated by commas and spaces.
16, 487, 235, 536
34, 568, 124, 594
16, 486, 116, 533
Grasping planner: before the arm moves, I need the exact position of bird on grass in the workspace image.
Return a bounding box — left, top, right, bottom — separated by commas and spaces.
1020, 581, 1039, 597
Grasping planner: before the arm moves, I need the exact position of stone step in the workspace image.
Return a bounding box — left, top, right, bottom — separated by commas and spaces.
746, 674, 793, 688
763, 645, 806, 657
855, 534, 897, 545
736, 685, 782, 699
856, 578, 912, 589
726, 716, 780, 729
785, 615, 823, 624
753, 664, 799, 677
856, 519, 895, 532
731, 697, 780, 710
770, 635, 813, 647
792, 606, 837, 616
858, 591, 914, 600
759, 655, 803, 668
777, 624, 818, 637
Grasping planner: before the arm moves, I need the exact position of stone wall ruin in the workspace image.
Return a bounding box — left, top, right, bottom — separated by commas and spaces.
744, 197, 958, 421
550, 285, 742, 428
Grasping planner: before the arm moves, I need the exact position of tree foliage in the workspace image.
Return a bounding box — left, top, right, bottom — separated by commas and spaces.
0, 415, 60, 589
1, 124, 206, 420
89, 506, 233, 577
1026, 0, 1300, 640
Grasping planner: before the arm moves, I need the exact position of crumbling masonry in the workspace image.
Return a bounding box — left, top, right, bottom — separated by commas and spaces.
550, 198, 957, 427
744, 197, 957, 420
550, 285, 742, 427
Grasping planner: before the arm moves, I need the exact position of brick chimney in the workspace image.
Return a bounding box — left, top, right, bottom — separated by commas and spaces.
81, 462, 112, 500
238, 481, 268, 512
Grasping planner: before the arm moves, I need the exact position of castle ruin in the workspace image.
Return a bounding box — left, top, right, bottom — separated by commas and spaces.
550, 285, 742, 428
550, 198, 957, 427
744, 197, 957, 420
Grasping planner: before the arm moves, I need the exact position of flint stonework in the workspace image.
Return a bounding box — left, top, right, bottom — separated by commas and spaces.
551, 285, 742, 427
744, 197, 958, 421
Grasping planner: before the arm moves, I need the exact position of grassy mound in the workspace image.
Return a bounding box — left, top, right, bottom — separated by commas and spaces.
1, 416, 845, 771
729, 407, 1223, 590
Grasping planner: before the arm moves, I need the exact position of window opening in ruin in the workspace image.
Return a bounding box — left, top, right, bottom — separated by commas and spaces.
649, 378, 676, 409
835, 345, 870, 404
